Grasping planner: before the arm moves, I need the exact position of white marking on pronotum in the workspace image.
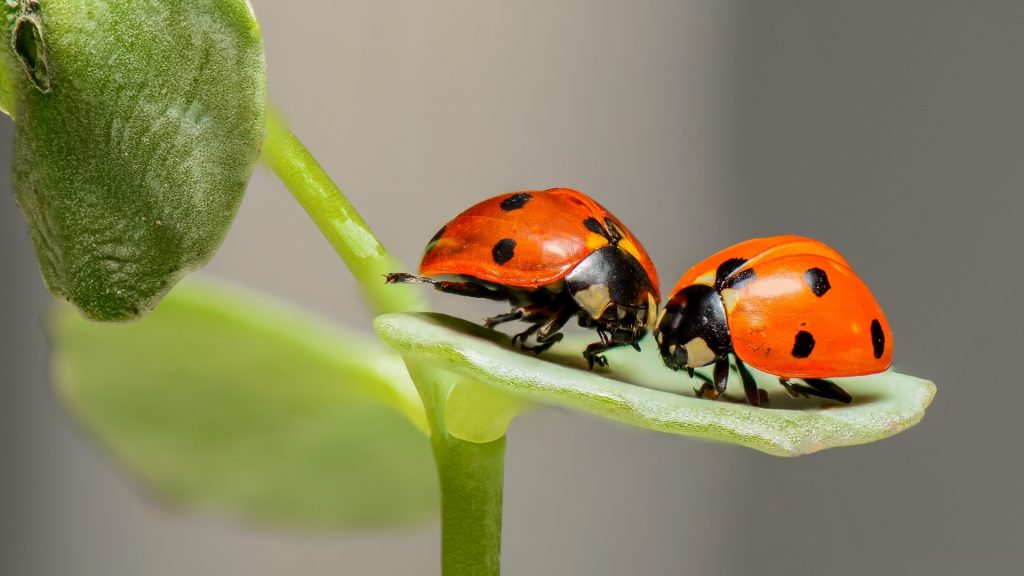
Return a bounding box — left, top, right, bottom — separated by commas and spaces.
574, 283, 612, 319
656, 306, 668, 328
683, 337, 716, 367
646, 293, 658, 329
720, 288, 740, 314
695, 270, 716, 286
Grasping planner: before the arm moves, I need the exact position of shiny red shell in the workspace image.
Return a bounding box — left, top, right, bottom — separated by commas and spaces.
419, 188, 660, 298
674, 235, 892, 379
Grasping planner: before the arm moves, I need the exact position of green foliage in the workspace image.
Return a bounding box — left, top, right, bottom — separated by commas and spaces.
52, 279, 438, 529
375, 312, 936, 456
4, 0, 266, 320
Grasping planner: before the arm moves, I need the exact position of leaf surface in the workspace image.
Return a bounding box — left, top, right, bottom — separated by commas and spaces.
375, 312, 936, 456
53, 279, 438, 529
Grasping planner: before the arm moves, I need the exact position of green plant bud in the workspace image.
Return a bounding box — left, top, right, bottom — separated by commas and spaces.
4, 0, 266, 320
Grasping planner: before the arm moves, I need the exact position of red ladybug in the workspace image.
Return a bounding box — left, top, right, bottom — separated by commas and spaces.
655, 235, 892, 406
387, 188, 660, 368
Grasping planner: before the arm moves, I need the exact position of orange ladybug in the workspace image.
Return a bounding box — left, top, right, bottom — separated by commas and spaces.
387, 188, 660, 368
654, 235, 892, 406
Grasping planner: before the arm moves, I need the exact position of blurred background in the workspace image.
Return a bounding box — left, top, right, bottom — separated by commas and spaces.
2, 1, 1022, 574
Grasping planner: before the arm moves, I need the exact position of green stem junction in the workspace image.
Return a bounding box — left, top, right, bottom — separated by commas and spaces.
262, 108, 504, 576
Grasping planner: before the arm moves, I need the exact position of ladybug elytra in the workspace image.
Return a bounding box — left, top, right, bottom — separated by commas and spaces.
655, 235, 893, 406
387, 188, 660, 368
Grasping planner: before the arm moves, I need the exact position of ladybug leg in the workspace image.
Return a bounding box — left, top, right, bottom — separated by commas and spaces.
510, 308, 561, 348
778, 378, 809, 399
511, 324, 559, 354
524, 332, 564, 355
694, 383, 717, 399
578, 327, 606, 369
516, 306, 575, 355
713, 358, 730, 396
695, 358, 730, 400
536, 307, 575, 345
801, 378, 853, 404
778, 378, 852, 404
385, 272, 432, 284
583, 342, 612, 369
583, 327, 628, 369
511, 322, 542, 347
733, 356, 769, 407
484, 309, 525, 329
385, 273, 509, 301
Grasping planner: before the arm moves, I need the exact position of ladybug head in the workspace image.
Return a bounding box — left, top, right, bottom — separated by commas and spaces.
655, 284, 732, 370
564, 246, 659, 343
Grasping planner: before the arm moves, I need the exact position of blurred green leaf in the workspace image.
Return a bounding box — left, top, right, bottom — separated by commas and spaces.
6, 0, 266, 320
0, 29, 13, 117
375, 312, 936, 456
53, 279, 438, 529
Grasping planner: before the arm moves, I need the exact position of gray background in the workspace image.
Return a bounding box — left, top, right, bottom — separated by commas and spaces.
2, 1, 1022, 574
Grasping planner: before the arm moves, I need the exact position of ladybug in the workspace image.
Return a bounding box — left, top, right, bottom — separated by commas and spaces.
386, 188, 660, 368
654, 235, 892, 406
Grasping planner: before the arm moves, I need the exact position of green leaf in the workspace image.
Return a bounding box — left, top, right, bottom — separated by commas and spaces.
6, 0, 266, 320
0, 26, 13, 117
52, 279, 438, 529
374, 312, 936, 456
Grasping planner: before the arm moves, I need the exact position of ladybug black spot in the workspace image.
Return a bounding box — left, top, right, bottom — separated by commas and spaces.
723, 268, 756, 290
583, 217, 605, 236
805, 267, 831, 297
492, 238, 516, 265
715, 258, 748, 288
871, 318, 885, 359
500, 193, 533, 211
792, 330, 816, 358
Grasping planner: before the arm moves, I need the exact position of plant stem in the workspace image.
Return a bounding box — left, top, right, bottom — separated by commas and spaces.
434, 434, 505, 576
407, 363, 504, 576
261, 107, 425, 316
262, 109, 506, 575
